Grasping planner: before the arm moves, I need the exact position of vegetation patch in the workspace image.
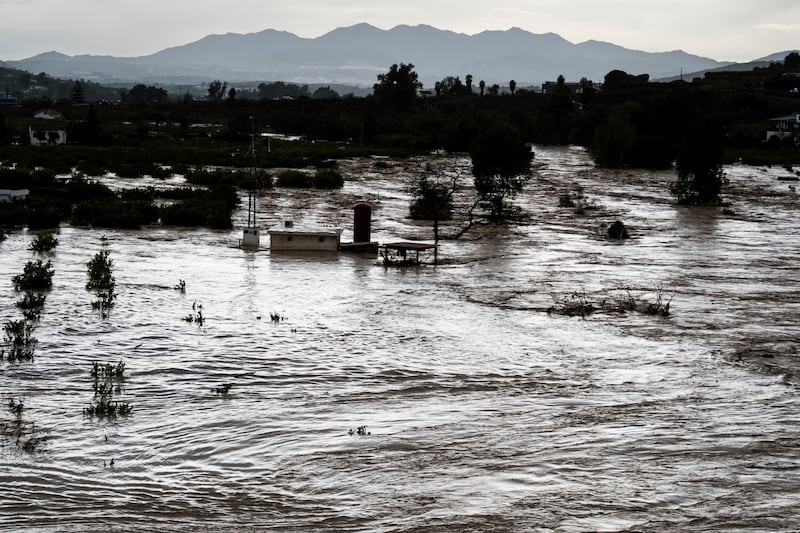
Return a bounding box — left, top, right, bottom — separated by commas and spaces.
558, 186, 598, 213
1, 320, 37, 362
1, 398, 49, 454
547, 291, 595, 317
12, 260, 54, 292
86, 250, 117, 317
212, 383, 232, 397
85, 360, 132, 420
183, 302, 205, 325
312, 168, 345, 188
28, 231, 59, 252
15, 292, 46, 322
276, 169, 313, 188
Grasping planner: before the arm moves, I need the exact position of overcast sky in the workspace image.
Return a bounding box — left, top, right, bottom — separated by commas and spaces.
1, 0, 798, 62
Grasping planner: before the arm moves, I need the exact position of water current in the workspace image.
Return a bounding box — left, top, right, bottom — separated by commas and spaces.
1, 146, 799, 531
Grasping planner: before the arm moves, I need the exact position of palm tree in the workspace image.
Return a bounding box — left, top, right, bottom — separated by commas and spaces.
479, 80, 486, 96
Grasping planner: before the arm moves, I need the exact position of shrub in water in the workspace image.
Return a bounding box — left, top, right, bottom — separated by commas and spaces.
86, 250, 115, 291
313, 168, 345, 188
16, 292, 47, 322
2, 320, 37, 362
276, 169, 313, 188
28, 231, 59, 252
12, 260, 54, 292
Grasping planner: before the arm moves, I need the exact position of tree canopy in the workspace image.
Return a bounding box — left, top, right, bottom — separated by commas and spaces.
469, 124, 533, 219
373, 63, 422, 112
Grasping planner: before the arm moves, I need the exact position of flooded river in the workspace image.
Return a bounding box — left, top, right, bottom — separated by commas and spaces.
1, 146, 799, 531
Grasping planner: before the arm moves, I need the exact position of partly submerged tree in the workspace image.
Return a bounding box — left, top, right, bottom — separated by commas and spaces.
373, 63, 422, 112
670, 118, 727, 205
469, 125, 533, 219
409, 164, 459, 264
409, 165, 456, 221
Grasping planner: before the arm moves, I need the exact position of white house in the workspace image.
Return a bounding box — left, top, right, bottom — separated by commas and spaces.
29, 126, 67, 145
0, 189, 30, 202
766, 113, 800, 143
268, 220, 342, 252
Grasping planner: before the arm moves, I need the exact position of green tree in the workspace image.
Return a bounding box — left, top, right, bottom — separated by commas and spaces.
373, 63, 422, 112
70, 81, 86, 104
469, 125, 533, 219
479, 80, 486, 96
409, 164, 458, 264
670, 118, 727, 205
509, 80, 517, 95
121, 84, 170, 105
436, 76, 466, 96
784, 51, 800, 68
465, 74, 473, 94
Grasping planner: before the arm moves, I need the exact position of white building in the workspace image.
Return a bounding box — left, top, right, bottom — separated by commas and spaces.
268, 220, 342, 252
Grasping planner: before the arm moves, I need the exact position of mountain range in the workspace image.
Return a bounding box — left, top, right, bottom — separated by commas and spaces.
2, 23, 780, 88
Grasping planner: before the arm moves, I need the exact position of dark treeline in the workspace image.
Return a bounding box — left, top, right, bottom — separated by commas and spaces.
2, 58, 799, 168
1, 56, 799, 229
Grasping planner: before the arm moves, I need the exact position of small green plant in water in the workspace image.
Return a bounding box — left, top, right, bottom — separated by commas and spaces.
643, 284, 674, 316
212, 383, 232, 396
2, 320, 37, 362
86, 250, 116, 317
28, 231, 59, 252
183, 302, 204, 325
86, 360, 131, 419
16, 292, 47, 322
175, 279, 186, 293
547, 291, 595, 318
2, 397, 48, 453
84, 399, 133, 419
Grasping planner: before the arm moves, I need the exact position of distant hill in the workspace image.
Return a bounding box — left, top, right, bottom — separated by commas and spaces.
6, 24, 737, 88
654, 50, 797, 83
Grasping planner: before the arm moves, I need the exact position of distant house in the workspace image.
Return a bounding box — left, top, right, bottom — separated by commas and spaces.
29, 126, 67, 146
268, 220, 342, 252
766, 113, 800, 143
541, 80, 596, 94
0, 189, 30, 202
34, 109, 64, 120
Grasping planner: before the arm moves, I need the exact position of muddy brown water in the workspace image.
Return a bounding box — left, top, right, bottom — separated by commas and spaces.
1, 146, 798, 531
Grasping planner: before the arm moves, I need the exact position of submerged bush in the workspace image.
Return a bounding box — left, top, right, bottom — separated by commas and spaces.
28, 231, 59, 252
276, 169, 313, 188
12, 260, 54, 292
72, 198, 159, 228
16, 292, 47, 322
86, 250, 115, 291
85, 360, 131, 419
2, 320, 37, 362
159, 185, 239, 229
313, 168, 345, 188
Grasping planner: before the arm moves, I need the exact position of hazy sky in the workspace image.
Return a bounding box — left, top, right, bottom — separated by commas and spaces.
1, 0, 798, 62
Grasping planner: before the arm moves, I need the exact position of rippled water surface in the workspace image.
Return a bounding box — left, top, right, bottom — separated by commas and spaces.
2, 147, 799, 532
